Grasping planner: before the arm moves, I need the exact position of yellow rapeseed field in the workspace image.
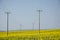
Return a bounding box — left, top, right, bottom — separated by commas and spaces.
0, 29, 60, 40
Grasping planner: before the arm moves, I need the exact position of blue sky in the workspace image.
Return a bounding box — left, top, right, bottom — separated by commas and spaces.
0, 0, 60, 31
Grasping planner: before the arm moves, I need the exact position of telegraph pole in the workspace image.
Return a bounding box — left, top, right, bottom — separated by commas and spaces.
32, 23, 34, 30
37, 10, 42, 34
20, 24, 22, 30
5, 12, 10, 40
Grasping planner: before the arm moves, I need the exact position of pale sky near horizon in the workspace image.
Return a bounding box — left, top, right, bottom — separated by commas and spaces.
0, 0, 60, 31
